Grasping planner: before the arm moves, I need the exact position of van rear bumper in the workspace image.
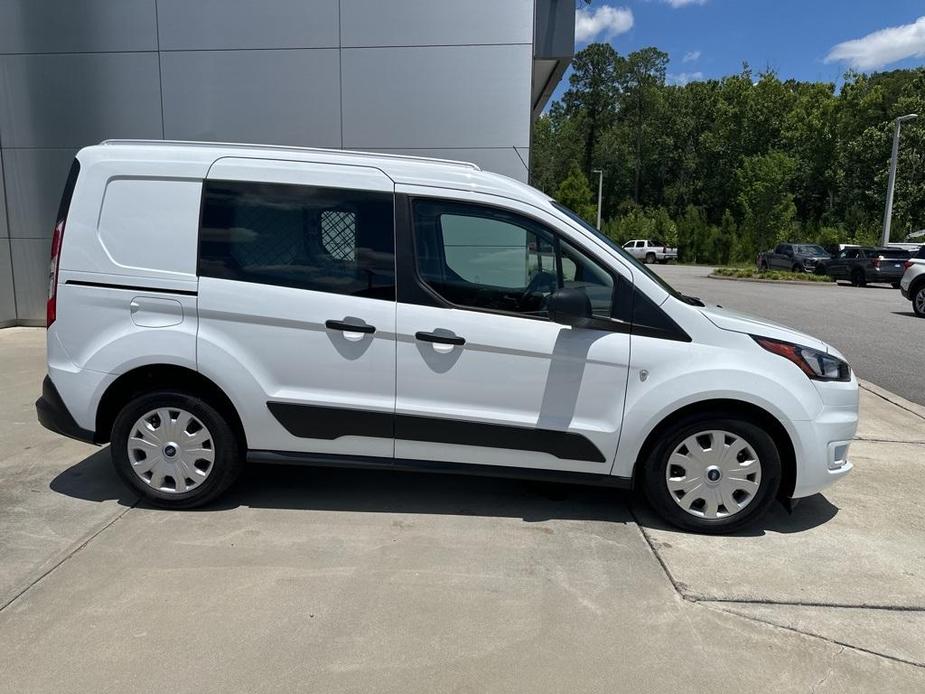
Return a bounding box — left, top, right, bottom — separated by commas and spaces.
36, 375, 97, 444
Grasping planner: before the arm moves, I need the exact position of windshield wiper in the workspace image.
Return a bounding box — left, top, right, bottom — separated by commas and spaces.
680, 294, 705, 307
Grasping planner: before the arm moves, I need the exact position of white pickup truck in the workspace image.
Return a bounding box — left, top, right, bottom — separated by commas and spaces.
622, 239, 678, 264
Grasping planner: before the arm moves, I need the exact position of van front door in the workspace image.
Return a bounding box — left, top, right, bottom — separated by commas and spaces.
196, 159, 397, 458
393, 192, 631, 476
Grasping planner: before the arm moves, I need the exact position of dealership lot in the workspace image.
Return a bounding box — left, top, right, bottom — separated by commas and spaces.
2, 324, 925, 691
653, 264, 924, 406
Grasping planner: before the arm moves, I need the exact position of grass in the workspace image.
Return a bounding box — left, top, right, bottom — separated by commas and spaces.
712, 267, 833, 282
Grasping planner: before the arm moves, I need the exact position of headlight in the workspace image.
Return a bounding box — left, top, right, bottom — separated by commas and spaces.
752, 336, 851, 382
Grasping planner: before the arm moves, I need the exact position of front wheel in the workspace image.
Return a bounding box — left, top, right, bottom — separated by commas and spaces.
642, 416, 782, 534
111, 391, 243, 508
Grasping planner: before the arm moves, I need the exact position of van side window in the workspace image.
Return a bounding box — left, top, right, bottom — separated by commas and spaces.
412, 199, 616, 320
198, 181, 395, 299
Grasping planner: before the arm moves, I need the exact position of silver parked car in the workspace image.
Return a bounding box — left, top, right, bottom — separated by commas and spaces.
899, 247, 925, 317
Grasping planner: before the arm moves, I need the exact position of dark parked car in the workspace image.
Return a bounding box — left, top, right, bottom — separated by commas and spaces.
757, 243, 831, 273
819, 247, 911, 287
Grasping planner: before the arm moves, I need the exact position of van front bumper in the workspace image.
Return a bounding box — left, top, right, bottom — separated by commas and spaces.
36, 375, 97, 444
790, 382, 858, 498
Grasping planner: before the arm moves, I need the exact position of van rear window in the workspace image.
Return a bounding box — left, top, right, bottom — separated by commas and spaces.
56, 159, 81, 223
198, 180, 395, 300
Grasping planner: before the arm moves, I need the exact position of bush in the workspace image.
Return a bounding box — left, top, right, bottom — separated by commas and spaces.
712, 267, 833, 282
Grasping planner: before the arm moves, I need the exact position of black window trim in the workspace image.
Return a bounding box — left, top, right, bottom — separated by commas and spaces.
398, 193, 689, 342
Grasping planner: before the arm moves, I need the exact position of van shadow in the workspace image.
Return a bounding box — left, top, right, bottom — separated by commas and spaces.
51, 448, 838, 534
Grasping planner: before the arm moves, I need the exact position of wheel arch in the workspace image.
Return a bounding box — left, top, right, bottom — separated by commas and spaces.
95, 364, 247, 449
631, 398, 796, 499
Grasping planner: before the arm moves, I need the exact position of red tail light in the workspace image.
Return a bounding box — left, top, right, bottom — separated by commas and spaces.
46, 220, 64, 327
871, 257, 881, 269
904, 260, 913, 270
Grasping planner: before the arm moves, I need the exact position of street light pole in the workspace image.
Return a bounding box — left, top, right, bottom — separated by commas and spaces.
881, 113, 918, 247
592, 169, 603, 229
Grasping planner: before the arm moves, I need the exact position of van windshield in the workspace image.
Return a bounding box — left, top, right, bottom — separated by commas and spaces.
550, 202, 693, 303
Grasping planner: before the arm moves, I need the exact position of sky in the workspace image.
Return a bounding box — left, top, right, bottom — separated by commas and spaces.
552, 0, 925, 102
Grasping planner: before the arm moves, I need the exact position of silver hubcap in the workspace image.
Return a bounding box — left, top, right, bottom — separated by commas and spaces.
127, 408, 215, 493
916, 288, 925, 314
665, 430, 762, 519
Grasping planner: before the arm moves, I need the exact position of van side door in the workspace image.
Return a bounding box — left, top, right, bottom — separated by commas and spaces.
196, 158, 397, 458
392, 190, 631, 476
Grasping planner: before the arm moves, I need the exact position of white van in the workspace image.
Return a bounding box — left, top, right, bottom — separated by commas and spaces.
36, 141, 857, 533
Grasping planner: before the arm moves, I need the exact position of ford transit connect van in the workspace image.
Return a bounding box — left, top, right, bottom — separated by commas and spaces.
36, 141, 857, 533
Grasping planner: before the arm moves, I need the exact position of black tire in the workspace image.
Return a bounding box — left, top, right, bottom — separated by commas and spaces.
645, 252, 656, 265
111, 390, 243, 508
791, 264, 803, 274
913, 284, 925, 318
851, 269, 866, 287
814, 264, 827, 276
758, 261, 768, 271
642, 414, 782, 534
892, 282, 901, 289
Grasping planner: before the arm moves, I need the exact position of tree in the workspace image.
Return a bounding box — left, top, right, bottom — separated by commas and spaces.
556, 161, 597, 223
562, 43, 620, 175
737, 152, 798, 253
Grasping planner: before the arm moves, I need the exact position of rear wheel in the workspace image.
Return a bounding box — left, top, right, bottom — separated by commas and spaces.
851, 269, 866, 287
642, 415, 782, 534
758, 261, 768, 271
913, 284, 925, 317
111, 390, 243, 508
645, 252, 656, 265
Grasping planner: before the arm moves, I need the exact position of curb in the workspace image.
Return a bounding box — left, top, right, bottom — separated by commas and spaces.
858, 379, 925, 421
708, 273, 834, 286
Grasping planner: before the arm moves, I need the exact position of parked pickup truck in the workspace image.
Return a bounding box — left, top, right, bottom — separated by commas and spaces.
757, 243, 831, 273
622, 239, 678, 264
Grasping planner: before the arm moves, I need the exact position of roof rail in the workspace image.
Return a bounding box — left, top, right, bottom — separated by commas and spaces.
99, 139, 481, 171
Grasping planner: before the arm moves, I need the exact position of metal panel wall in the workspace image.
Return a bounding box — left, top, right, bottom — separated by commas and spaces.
0, 0, 546, 324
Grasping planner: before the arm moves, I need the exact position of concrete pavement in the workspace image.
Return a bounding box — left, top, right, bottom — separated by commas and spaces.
2, 327, 924, 691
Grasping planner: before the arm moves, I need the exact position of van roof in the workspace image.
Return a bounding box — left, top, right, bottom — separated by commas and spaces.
92, 139, 548, 207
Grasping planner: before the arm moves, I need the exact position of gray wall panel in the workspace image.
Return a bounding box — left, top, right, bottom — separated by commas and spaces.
364, 147, 530, 182
11, 237, 49, 322
0, 53, 163, 148
0, 0, 157, 54
0, 244, 14, 325
157, 0, 338, 50
160, 50, 341, 147
0, 149, 8, 238
342, 45, 531, 149
4, 148, 77, 240
341, 0, 532, 47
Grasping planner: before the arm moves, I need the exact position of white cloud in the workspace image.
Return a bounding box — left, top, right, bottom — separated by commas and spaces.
825, 16, 925, 71
668, 71, 704, 86
663, 0, 707, 7
683, 50, 702, 63
575, 5, 634, 43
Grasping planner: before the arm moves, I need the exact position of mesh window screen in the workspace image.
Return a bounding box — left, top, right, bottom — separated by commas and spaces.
321, 210, 357, 262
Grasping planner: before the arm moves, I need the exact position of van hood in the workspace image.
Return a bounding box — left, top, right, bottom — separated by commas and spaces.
699, 305, 831, 353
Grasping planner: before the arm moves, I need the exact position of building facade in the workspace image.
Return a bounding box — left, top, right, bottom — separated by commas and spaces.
0, 0, 574, 326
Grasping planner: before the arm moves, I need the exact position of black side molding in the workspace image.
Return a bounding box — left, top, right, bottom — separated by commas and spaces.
247, 450, 631, 488
36, 376, 97, 445
266, 402, 607, 463
65, 280, 197, 297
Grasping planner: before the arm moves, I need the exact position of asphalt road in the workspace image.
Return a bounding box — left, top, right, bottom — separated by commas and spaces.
652, 264, 923, 405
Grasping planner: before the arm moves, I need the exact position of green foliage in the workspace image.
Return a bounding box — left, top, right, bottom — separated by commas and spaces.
532, 44, 925, 266
556, 161, 598, 223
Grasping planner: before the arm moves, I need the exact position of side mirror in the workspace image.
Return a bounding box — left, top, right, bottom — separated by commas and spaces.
547, 288, 592, 328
